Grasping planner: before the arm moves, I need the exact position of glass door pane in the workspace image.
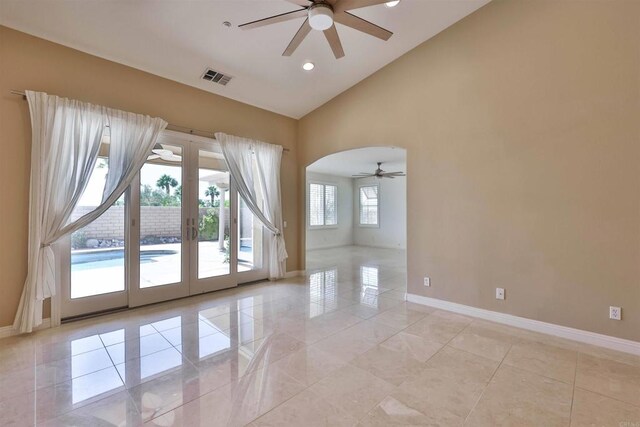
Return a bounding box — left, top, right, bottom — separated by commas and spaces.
197, 164, 230, 279
139, 145, 183, 288
71, 196, 126, 299
129, 141, 189, 307
63, 148, 128, 318
237, 197, 263, 272
189, 145, 237, 294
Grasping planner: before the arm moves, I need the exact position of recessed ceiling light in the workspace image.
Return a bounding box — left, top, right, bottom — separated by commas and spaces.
302, 62, 315, 71
385, 1, 400, 7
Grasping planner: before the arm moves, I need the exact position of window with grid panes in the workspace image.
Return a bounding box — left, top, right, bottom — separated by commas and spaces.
359, 185, 378, 226
309, 183, 337, 227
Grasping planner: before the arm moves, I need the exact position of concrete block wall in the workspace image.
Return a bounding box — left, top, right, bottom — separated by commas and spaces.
71, 206, 231, 240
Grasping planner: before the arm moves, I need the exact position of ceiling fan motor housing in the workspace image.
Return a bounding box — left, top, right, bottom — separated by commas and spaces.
308, 3, 334, 31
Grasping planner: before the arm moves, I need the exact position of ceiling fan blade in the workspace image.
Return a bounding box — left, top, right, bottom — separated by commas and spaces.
384, 175, 396, 179
284, 0, 311, 5
161, 154, 183, 162
283, 18, 312, 56
147, 154, 161, 160
152, 148, 173, 156
335, 0, 389, 13
334, 11, 393, 41
353, 174, 375, 177
239, 9, 307, 30
323, 25, 345, 59
383, 172, 406, 176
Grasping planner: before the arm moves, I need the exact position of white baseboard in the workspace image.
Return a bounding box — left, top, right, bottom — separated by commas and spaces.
284, 270, 306, 278
0, 318, 51, 340
306, 244, 352, 251
407, 294, 640, 356
355, 243, 406, 250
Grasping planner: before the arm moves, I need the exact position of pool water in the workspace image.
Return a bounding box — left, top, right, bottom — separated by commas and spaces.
71, 246, 253, 271
71, 249, 178, 271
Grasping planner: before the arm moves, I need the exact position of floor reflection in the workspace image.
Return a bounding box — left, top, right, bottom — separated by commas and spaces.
309, 268, 338, 317
197, 332, 231, 359
360, 265, 380, 307
71, 366, 123, 405
60, 265, 388, 412
4, 246, 412, 425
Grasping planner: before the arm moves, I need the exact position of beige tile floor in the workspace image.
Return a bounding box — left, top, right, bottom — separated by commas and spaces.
1, 246, 640, 426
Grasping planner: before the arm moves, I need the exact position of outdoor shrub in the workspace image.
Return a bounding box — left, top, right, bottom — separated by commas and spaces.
199, 211, 219, 241
71, 230, 88, 249
142, 235, 164, 244
224, 237, 230, 264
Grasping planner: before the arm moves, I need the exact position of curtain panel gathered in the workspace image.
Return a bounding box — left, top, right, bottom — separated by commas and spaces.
14, 91, 167, 333
215, 133, 288, 279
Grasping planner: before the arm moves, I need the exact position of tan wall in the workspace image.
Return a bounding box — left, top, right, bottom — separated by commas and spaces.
0, 26, 300, 328
298, 1, 640, 340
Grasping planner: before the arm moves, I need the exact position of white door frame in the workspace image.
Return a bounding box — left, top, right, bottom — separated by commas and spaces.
58, 189, 130, 318
188, 139, 238, 295
60, 130, 269, 320
128, 137, 190, 307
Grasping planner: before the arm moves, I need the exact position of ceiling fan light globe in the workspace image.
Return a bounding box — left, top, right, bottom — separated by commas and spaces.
308, 4, 334, 31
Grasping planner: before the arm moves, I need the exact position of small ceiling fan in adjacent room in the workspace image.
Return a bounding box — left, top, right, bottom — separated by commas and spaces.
353, 162, 405, 179
238, 0, 395, 59
147, 144, 182, 162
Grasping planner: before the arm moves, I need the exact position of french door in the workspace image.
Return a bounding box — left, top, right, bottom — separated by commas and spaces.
61, 131, 268, 319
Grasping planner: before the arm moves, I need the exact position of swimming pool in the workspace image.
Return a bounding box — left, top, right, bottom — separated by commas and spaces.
71, 246, 252, 271
71, 249, 178, 270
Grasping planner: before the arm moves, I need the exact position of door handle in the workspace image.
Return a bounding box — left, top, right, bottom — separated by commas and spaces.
192, 225, 198, 240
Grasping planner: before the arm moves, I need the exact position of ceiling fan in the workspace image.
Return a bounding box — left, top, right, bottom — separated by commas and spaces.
147, 144, 182, 162
238, 0, 394, 59
353, 162, 405, 179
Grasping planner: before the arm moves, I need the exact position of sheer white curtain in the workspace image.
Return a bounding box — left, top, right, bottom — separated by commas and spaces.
63, 109, 167, 234
254, 141, 288, 278
14, 91, 167, 333
215, 133, 288, 279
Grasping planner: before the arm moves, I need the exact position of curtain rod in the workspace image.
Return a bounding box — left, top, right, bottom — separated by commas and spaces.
9, 90, 290, 152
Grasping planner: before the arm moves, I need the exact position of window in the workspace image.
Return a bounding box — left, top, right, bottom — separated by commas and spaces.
359, 185, 379, 226
309, 183, 337, 227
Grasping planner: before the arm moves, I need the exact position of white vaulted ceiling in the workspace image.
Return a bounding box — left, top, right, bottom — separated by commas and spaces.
0, 0, 489, 118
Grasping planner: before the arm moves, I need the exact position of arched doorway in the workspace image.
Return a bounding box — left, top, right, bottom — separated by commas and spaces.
304, 147, 408, 307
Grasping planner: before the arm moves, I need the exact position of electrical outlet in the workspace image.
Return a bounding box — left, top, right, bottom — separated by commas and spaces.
496, 288, 505, 300
609, 306, 621, 320
424, 277, 430, 287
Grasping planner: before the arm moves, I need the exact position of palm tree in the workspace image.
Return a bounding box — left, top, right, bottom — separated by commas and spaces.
205, 185, 220, 206
156, 174, 178, 195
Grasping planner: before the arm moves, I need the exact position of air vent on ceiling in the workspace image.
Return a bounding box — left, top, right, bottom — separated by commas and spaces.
201, 68, 232, 86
